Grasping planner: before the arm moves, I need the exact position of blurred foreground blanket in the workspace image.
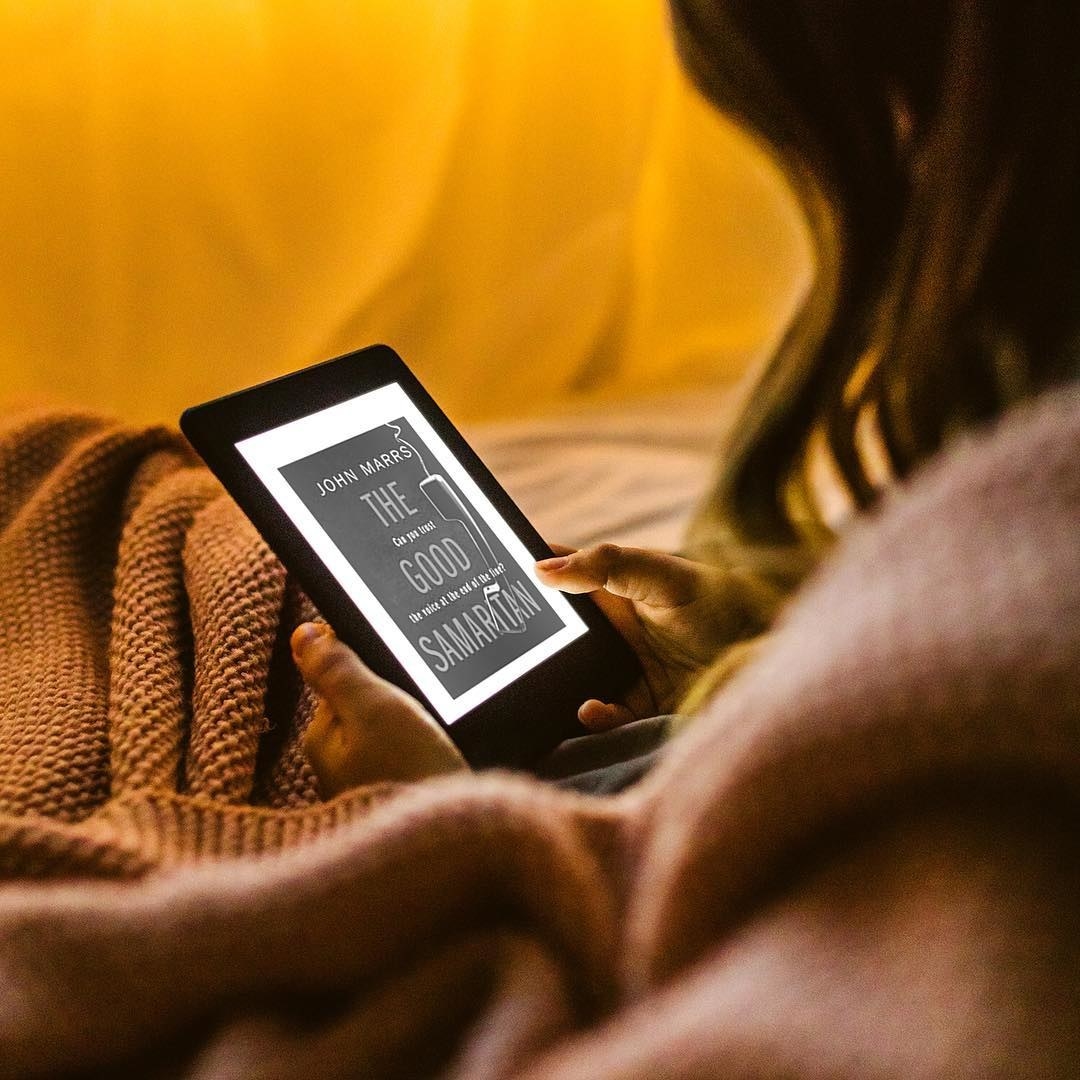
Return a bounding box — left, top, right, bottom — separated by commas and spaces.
0, 388, 1077, 1078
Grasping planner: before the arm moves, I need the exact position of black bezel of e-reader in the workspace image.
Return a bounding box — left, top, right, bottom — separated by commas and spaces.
180, 344, 641, 769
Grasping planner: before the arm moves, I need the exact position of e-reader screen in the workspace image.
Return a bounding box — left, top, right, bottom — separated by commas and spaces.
235, 382, 587, 723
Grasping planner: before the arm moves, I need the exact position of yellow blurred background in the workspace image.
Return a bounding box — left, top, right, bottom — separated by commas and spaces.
0, 0, 810, 425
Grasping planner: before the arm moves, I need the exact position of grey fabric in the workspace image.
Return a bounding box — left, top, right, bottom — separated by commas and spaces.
533, 716, 674, 794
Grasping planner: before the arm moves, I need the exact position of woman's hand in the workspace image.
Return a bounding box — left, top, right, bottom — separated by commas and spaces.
291, 542, 766, 795
291, 622, 466, 798
535, 543, 764, 731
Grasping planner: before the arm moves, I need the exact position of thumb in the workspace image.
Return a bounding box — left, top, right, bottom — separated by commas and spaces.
290, 622, 465, 791
536, 543, 712, 610
291, 622, 402, 719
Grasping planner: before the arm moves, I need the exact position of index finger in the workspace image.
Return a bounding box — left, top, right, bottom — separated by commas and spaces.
536, 543, 711, 610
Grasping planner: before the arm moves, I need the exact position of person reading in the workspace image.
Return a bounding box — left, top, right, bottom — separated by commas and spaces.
290, 0, 1079, 799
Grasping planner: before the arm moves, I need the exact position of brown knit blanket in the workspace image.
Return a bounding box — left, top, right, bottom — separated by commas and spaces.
0, 389, 1077, 1077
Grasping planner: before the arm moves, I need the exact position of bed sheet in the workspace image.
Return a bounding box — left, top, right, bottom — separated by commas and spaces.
466, 386, 735, 554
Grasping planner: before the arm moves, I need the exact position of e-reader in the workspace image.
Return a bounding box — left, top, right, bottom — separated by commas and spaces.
180, 345, 642, 767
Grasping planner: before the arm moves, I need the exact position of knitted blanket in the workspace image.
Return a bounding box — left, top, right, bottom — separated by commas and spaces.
0, 389, 1077, 1077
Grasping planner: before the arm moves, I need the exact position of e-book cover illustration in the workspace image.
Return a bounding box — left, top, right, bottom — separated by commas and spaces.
279, 417, 563, 698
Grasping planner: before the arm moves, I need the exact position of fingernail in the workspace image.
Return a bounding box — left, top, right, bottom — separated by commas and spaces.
292, 622, 326, 654
536, 555, 569, 572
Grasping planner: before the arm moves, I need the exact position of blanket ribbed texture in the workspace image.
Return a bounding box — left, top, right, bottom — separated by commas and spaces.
0, 389, 1077, 1077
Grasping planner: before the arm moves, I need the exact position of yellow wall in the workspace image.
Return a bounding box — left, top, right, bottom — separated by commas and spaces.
0, 1, 810, 425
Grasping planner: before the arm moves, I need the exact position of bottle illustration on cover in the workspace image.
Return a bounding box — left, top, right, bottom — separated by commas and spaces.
388, 421, 526, 634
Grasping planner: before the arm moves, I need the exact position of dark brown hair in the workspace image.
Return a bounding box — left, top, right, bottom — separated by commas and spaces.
671, 0, 1080, 574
